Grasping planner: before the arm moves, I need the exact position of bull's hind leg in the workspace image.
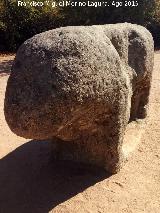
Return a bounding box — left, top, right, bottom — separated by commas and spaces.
51, 104, 128, 174
51, 133, 124, 174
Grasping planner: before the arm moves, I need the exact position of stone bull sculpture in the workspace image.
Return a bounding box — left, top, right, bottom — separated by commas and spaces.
4, 23, 154, 174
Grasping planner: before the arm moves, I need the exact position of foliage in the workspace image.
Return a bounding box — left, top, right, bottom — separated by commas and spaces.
0, 0, 160, 51
0, 0, 65, 51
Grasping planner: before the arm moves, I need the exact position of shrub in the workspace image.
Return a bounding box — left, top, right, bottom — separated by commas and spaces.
0, 0, 160, 51
0, 0, 65, 51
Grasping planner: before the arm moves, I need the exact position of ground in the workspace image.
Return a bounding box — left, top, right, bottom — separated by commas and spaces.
0, 53, 160, 213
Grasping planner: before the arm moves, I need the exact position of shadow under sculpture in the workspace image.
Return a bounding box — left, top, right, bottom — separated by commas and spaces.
4, 23, 154, 174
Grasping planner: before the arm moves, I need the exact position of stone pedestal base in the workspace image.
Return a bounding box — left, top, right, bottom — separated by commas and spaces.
51, 119, 147, 174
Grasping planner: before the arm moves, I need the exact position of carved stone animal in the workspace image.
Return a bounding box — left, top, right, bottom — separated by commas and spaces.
4, 23, 154, 173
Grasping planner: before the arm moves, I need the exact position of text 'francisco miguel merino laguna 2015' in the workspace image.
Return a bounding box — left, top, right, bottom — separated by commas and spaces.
17, 1, 139, 8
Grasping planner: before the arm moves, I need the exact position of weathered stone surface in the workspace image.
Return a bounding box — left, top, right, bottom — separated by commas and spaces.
4, 23, 154, 173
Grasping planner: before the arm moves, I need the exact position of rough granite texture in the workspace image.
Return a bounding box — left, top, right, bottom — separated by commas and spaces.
4, 23, 154, 173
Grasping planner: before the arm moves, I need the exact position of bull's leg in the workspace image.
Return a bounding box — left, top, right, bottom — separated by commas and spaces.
128, 28, 153, 121
51, 106, 128, 174
130, 83, 151, 121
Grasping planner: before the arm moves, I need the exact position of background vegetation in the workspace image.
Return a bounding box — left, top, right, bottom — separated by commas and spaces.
0, 0, 160, 51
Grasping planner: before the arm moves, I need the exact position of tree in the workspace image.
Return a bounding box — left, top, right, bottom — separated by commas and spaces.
0, 0, 160, 51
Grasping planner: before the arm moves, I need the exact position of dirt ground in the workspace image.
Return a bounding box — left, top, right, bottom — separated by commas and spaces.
0, 53, 160, 213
